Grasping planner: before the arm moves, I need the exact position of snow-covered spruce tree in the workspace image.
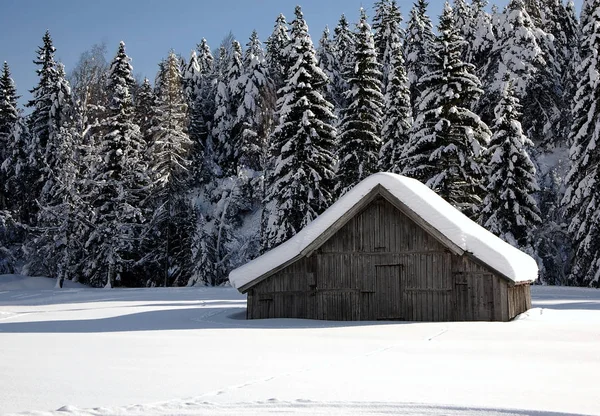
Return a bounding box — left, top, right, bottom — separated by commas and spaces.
336, 8, 384, 197
538, 0, 579, 144
265, 14, 291, 94
25, 64, 81, 284
562, 0, 600, 287
213, 40, 244, 176
332, 14, 356, 115
85, 41, 150, 288
404, 0, 435, 111
378, 25, 412, 174
144, 51, 193, 287
372, 0, 404, 96
558, 1, 581, 139
481, 0, 559, 148
317, 27, 340, 113
183, 50, 202, 145
261, 6, 337, 251
134, 78, 156, 146
455, 0, 494, 74
191, 38, 217, 184
0, 62, 24, 273
402, 2, 491, 218
1, 115, 31, 224
372, 0, 391, 62
234, 30, 273, 174
0, 62, 20, 212
25, 30, 60, 225
480, 75, 541, 250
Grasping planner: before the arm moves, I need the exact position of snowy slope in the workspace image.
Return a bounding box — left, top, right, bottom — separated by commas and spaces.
230, 173, 538, 290
1, 277, 599, 416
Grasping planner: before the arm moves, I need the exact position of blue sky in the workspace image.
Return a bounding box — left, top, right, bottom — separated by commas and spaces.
0, 0, 582, 108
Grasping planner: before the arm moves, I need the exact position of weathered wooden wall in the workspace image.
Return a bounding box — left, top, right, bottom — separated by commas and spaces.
246, 195, 530, 322
507, 284, 532, 319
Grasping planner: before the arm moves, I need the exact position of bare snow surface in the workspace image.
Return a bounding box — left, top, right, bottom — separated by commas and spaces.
1, 275, 600, 416
229, 173, 538, 290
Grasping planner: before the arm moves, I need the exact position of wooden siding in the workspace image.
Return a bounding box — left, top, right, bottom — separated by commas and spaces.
246, 195, 530, 322
507, 284, 532, 320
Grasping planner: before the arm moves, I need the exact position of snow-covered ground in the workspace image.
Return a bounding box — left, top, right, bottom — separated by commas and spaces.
1, 275, 599, 416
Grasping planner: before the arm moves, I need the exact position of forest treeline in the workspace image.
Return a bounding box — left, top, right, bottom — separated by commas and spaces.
0, 0, 598, 287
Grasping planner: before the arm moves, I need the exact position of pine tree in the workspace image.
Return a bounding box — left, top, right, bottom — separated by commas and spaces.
143, 51, 193, 287
134, 78, 157, 145
455, 0, 494, 73
379, 25, 412, 173
192, 39, 217, 183
372, 0, 404, 96
332, 14, 356, 114
213, 40, 244, 176
27, 31, 58, 153
183, 50, 202, 146
562, 0, 600, 287
0, 62, 20, 212
262, 6, 337, 251
404, 0, 435, 110
336, 8, 384, 197
265, 14, 291, 93
0, 62, 25, 273
235, 30, 273, 173
85, 41, 150, 288
25, 31, 60, 224
481, 0, 559, 148
1, 117, 31, 223
402, 2, 491, 217
372, 0, 391, 63
29, 74, 82, 285
317, 27, 341, 111
480, 75, 541, 249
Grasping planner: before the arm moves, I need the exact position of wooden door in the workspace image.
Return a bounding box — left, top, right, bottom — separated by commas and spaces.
375, 265, 403, 320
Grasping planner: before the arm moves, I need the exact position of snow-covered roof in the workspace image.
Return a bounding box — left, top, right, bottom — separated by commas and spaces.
229, 172, 538, 291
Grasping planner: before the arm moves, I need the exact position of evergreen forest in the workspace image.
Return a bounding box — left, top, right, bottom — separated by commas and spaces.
1, 0, 598, 288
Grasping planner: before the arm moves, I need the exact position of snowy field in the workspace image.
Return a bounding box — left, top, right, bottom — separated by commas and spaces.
1, 275, 599, 416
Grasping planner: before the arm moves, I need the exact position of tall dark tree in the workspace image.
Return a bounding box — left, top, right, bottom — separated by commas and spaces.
192, 38, 217, 183
372, 0, 404, 96
0, 62, 20, 211
85, 41, 150, 288
317, 26, 341, 112
144, 51, 193, 287
134, 78, 157, 146
27, 65, 83, 286
25, 31, 61, 223
402, 2, 491, 217
454, 0, 494, 73
235, 30, 273, 173
562, 0, 600, 287
27, 31, 58, 153
213, 40, 244, 176
379, 24, 412, 173
265, 14, 291, 93
404, 0, 435, 111
336, 8, 384, 197
332, 14, 356, 114
480, 75, 541, 249
262, 6, 337, 251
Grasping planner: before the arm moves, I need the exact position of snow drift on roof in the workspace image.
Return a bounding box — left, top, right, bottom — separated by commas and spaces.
229, 172, 538, 290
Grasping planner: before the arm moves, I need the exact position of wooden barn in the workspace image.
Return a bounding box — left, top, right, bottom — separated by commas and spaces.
229, 173, 536, 322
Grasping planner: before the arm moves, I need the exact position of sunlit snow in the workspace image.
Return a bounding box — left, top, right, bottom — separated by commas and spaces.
1, 275, 599, 416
